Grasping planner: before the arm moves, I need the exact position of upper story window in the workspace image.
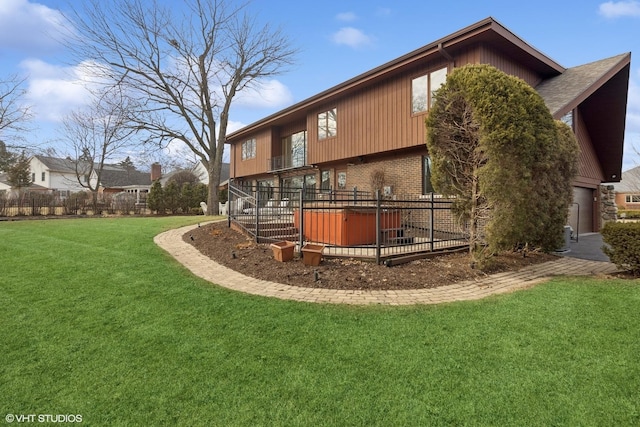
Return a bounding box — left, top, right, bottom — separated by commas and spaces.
412, 67, 447, 114
318, 108, 337, 140
41, 172, 46, 182
283, 131, 307, 168
241, 138, 256, 160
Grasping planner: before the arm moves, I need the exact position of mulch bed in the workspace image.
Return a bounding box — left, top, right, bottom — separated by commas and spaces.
184, 221, 559, 291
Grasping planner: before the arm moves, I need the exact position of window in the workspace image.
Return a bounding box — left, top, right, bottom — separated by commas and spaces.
282, 131, 307, 168
318, 108, 337, 140
321, 170, 331, 191
41, 172, 46, 182
626, 195, 640, 203
241, 138, 256, 160
337, 172, 347, 189
422, 156, 435, 194
32, 173, 35, 183
412, 67, 447, 114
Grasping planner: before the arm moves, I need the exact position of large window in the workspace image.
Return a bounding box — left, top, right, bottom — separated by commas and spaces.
422, 156, 435, 194
318, 108, 337, 140
283, 131, 307, 168
281, 174, 316, 200
412, 67, 447, 114
241, 138, 256, 160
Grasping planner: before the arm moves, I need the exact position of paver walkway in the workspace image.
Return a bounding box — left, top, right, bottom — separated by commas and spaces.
154, 223, 620, 306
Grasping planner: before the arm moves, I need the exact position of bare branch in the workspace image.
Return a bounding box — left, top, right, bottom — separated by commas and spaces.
0, 74, 32, 146
65, 0, 297, 214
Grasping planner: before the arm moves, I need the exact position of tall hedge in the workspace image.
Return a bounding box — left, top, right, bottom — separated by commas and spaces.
426, 64, 579, 254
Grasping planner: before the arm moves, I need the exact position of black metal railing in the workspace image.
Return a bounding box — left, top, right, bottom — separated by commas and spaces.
228, 182, 468, 263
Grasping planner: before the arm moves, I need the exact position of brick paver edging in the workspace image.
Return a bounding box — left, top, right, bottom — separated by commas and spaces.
154, 223, 619, 305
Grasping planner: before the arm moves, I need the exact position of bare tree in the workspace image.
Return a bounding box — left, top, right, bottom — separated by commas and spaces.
0, 74, 31, 147
62, 88, 138, 206
67, 0, 297, 214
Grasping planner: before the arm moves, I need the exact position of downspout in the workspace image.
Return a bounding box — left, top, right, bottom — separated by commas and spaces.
438, 43, 454, 68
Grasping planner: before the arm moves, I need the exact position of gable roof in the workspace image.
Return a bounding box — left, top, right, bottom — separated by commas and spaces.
33, 155, 78, 173
612, 165, 640, 193
536, 53, 631, 182
227, 17, 565, 140
98, 167, 151, 188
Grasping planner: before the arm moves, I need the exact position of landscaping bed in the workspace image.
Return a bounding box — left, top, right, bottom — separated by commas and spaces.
185, 221, 557, 290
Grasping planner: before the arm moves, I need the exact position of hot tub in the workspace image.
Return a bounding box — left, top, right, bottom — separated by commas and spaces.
294, 206, 401, 246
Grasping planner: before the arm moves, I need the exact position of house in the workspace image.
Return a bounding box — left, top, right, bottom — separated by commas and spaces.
0, 173, 12, 193
611, 165, 640, 211
30, 155, 160, 203
29, 155, 89, 197
225, 17, 630, 233
94, 163, 157, 203
162, 161, 230, 190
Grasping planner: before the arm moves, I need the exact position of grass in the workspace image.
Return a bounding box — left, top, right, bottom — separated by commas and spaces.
1, 216, 639, 426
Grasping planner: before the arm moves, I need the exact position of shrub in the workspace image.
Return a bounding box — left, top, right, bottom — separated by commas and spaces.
618, 209, 640, 219
602, 222, 640, 274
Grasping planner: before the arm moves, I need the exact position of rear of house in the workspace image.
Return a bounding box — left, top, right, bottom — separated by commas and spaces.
226, 17, 630, 233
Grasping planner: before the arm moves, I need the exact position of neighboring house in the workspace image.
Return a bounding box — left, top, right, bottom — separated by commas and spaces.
29, 155, 89, 197
162, 161, 230, 189
0, 173, 12, 193
226, 17, 630, 233
30, 155, 160, 202
611, 166, 640, 210
94, 164, 156, 203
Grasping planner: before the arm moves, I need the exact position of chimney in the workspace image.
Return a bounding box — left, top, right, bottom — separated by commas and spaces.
151, 163, 162, 181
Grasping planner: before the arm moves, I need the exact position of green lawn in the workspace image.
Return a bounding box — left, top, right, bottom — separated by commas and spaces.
1, 217, 639, 426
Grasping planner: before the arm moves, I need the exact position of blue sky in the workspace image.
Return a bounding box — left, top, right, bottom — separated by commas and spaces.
1, 0, 639, 170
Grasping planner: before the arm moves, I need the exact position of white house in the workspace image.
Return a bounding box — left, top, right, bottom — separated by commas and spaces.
29, 155, 89, 197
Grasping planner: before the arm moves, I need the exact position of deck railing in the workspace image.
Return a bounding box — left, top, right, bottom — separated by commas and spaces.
228, 183, 468, 264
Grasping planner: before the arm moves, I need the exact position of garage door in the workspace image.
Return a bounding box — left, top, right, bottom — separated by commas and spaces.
569, 187, 594, 234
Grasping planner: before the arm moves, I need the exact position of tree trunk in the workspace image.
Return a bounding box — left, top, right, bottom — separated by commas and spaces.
207, 157, 221, 215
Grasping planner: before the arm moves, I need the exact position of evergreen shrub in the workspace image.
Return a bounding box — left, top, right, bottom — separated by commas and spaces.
602, 221, 640, 274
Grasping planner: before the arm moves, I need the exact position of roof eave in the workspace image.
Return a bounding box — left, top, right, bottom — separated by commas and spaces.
227, 17, 566, 141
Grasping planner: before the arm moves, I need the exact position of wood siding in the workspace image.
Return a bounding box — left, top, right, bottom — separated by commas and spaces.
478, 44, 544, 87
307, 58, 451, 164
573, 108, 605, 187
232, 128, 274, 178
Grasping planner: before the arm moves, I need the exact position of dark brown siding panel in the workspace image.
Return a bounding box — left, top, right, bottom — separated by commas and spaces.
479, 44, 543, 86
574, 110, 604, 185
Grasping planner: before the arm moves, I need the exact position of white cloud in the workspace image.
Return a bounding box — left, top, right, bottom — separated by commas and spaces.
234, 79, 293, 109
21, 59, 98, 122
598, 1, 640, 18
331, 27, 374, 49
336, 12, 357, 22
0, 0, 72, 54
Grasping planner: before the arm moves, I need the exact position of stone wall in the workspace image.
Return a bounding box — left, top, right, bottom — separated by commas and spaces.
600, 184, 617, 226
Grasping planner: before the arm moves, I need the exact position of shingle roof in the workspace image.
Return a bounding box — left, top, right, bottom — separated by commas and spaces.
536, 53, 630, 116
612, 165, 640, 193
33, 155, 79, 173
99, 169, 151, 187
